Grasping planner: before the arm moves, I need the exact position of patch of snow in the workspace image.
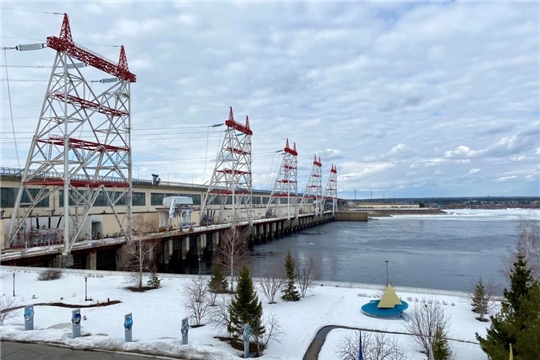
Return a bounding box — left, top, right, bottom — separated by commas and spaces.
1, 267, 490, 359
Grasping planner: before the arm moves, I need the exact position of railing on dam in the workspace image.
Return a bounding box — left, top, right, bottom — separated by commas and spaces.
1, 212, 335, 262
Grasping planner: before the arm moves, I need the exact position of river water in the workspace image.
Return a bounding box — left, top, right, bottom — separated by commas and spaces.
245, 209, 540, 293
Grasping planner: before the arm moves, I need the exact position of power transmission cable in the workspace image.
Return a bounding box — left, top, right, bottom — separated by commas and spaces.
1, 7, 63, 15
3, 49, 21, 169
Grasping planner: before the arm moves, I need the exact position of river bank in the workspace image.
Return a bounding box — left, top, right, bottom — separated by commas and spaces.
359, 208, 447, 217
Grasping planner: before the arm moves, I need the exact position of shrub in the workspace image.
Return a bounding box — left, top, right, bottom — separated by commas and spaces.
38, 268, 63, 281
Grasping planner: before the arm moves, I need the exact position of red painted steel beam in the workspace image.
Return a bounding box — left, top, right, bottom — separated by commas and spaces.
37, 136, 128, 152
217, 169, 251, 175
52, 93, 128, 117
24, 180, 129, 188
46, 14, 136, 82
225, 147, 251, 155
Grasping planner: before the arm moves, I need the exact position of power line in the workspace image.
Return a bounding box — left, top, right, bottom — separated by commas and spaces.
3, 49, 21, 168
0, 65, 53, 68
1, 7, 63, 15
0, 79, 49, 82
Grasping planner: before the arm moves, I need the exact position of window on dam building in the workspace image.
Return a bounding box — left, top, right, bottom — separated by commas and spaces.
151, 192, 201, 206
132, 192, 146, 206
1, 187, 49, 208
58, 190, 137, 207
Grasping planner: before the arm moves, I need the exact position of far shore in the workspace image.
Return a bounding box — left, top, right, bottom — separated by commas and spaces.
355, 208, 447, 217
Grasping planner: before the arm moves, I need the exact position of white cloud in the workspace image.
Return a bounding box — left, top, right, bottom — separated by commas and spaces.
389, 143, 408, 155
469, 168, 481, 174
323, 148, 343, 161
0, 2, 538, 198
495, 175, 517, 182
444, 145, 486, 159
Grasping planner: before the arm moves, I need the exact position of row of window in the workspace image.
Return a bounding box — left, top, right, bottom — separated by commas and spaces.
1, 188, 50, 208
0, 188, 146, 208
1, 188, 304, 209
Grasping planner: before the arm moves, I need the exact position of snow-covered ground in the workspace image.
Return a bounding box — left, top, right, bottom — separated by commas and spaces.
1, 267, 491, 359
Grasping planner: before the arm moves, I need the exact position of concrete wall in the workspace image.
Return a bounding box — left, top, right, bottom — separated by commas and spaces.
335, 211, 368, 221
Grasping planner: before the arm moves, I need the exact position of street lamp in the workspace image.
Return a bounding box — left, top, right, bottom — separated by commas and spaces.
385, 260, 389, 285
11, 270, 16, 297
198, 252, 202, 276
84, 275, 88, 301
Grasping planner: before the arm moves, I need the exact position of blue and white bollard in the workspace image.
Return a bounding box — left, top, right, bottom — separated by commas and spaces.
24, 305, 34, 331
72, 309, 81, 338
243, 324, 251, 359
181, 317, 189, 345
124, 313, 133, 342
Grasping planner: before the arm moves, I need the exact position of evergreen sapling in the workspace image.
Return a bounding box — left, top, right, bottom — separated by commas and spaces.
228, 265, 265, 342
209, 263, 228, 293
282, 250, 300, 301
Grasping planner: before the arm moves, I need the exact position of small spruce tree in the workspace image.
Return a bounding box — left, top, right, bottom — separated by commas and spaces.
228, 265, 265, 341
432, 324, 452, 360
209, 263, 228, 293
282, 250, 300, 301
147, 264, 161, 288
471, 277, 492, 321
471, 278, 486, 313
504, 255, 533, 314
477, 254, 535, 359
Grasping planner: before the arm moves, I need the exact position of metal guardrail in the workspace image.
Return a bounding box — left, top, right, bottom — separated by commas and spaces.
0, 212, 333, 262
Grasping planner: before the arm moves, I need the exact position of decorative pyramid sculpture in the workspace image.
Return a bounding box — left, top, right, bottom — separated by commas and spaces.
378, 285, 403, 308
361, 284, 409, 318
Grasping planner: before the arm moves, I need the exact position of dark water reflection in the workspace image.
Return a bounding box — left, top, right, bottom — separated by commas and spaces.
246, 216, 522, 293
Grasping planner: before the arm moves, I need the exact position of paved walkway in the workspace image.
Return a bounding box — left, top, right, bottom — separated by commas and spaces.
302, 325, 480, 360
1, 341, 181, 360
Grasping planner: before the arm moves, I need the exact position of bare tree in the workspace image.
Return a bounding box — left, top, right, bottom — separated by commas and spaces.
257, 266, 286, 304
183, 277, 211, 326
207, 287, 219, 307
122, 215, 157, 289
296, 255, 318, 298
210, 294, 233, 335
214, 227, 249, 293
0, 296, 17, 325
502, 216, 540, 280
516, 216, 540, 279
404, 298, 452, 357
251, 311, 284, 356
465, 277, 499, 322
336, 330, 407, 360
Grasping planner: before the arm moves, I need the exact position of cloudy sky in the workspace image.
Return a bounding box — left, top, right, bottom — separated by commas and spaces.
1, 1, 539, 199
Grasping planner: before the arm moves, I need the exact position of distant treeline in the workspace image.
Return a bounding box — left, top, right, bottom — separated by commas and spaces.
346, 196, 539, 209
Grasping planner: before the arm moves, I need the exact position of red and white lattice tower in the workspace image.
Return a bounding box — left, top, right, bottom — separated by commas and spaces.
265, 139, 298, 219
300, 155, 323, 215
7, 13, 136, 254
199, 107, 253, 226
323, 165, 338, 213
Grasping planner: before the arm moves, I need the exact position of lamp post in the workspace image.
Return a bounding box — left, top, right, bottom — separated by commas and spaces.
198, 252, 202, 276
11, 270, 16, 296
385, 260, 389, 285
84, 275, 88, 301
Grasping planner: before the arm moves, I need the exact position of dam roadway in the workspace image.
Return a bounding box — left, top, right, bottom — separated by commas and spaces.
1, 212, 365, 269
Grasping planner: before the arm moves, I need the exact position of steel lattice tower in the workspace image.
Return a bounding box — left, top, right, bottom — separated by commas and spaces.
300, 155, 323, 215
199, 107, 253, 226
323, 165, 338, 213
266, 139, 298, 219
7, 14, 136, 254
